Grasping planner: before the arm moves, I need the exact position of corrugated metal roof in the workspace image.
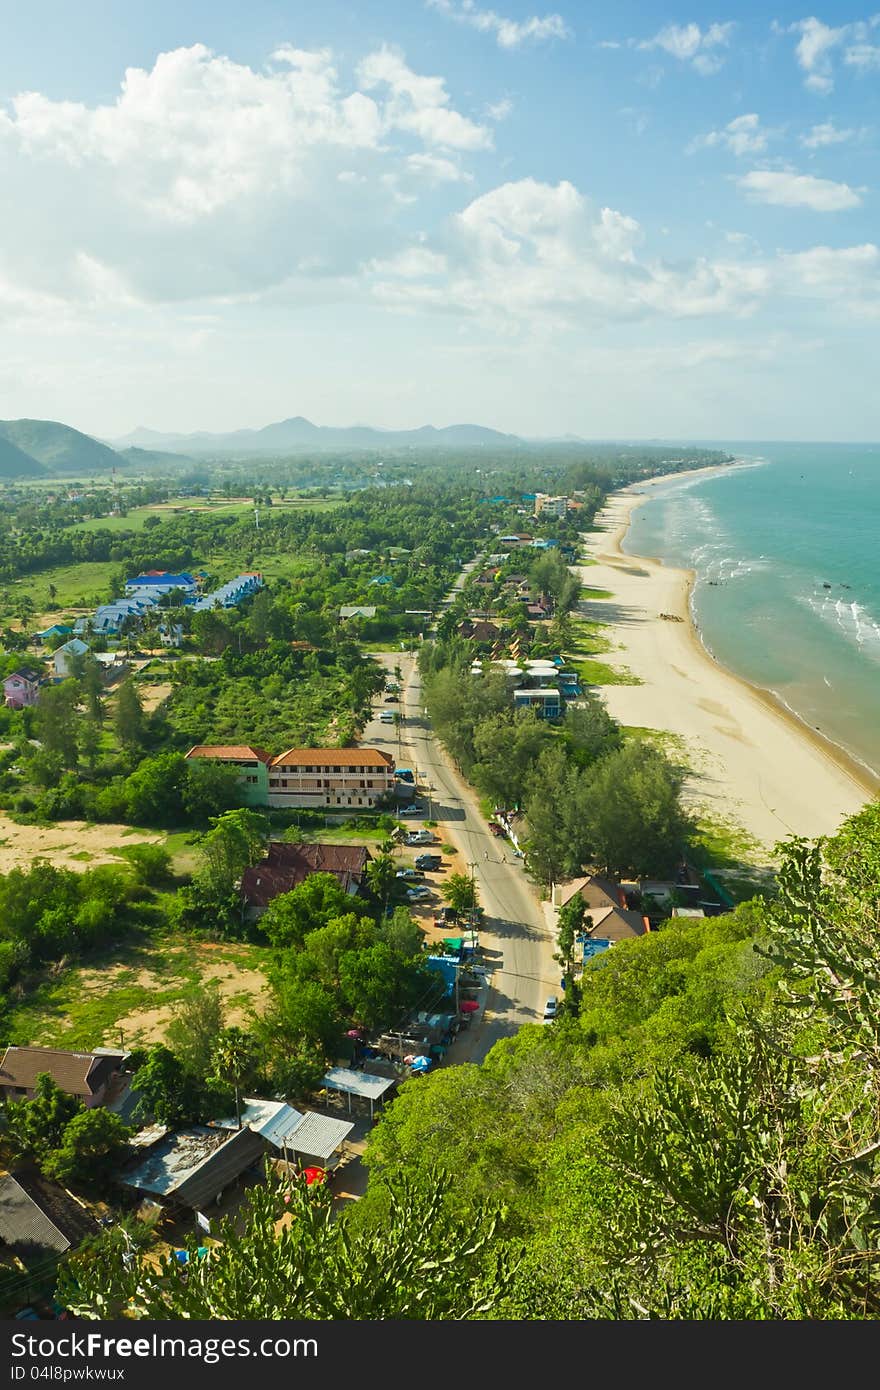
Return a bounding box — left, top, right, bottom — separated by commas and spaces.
285, 1112, 354, 1162
322, 1067, 396, 1100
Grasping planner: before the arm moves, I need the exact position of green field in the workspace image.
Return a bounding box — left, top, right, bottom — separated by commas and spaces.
66, 496, 339, 535
1, 560, 119, 615
3, 929, 272, 1051
568, 617, 641, 687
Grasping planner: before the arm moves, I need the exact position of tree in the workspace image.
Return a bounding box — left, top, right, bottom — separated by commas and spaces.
555, 895, 587, 1007
114, 679, 146, 750
210, 1027, 258, 1130
471, 710, 550, 811
80, 656, 105, 724
378, 906, 425, 958
258, 873, 372, 950
59, 1170, 512, 1320
563, 697, 621, 767
131, 1045, 226, 1128
365, 853, 397, 916
581, 741, 691, 877
123, 752, 187, 825
43, 1107, 132, 1185
195, 807, 268, 902
253, 976, 343, 1096
183, 758, 243, 823
443, 871, 478, 915
34, 680, 80, 769
166, 981, 226, 1080
3, 1073, 79, 1161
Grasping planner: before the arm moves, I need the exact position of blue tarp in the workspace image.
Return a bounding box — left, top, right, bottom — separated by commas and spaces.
582, 938, 612, 960
426, 956, 457, 996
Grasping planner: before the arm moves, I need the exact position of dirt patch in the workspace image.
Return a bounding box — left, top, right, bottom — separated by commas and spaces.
0, 816, 162, 874
138, 682, 173, 713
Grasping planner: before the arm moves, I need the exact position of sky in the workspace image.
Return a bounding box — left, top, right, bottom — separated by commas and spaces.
0, 1, 878, 441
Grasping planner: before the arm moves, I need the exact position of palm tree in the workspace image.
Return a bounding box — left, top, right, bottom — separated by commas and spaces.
210, 1027, 257, 1130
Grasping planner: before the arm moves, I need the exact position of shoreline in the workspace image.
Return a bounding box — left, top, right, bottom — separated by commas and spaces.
579, 471, 877, 854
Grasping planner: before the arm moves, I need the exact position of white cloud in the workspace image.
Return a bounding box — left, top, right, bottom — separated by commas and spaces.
801, 120, 858, 147
486, 97, 514, 121
357, 46, 492, 150
639, 22, 735, 74
370, 177, 770, 325
780, 242, 880, 314
690, 113, 770, 156
785, 14, 880, 92
737, 169, 864, 211
426, 1, 571, 48
0, 43, 492, 306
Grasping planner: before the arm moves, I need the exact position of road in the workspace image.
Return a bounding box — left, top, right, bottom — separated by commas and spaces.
362, 571, 559, 1061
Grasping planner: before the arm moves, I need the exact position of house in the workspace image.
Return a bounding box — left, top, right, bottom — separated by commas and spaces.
513, 687, 561, 719
3, 668, 43, 709
339, 606, 377, 620
118, 1124, 265, 1211
158, 623, 184, 648
367, 575, 395, 588
241, 842, 371, 913
552, 874, 650, 941
33, 624, 73, 644
458, 620, 500, 645
125, 572, 197, 597
0, 1046, 128, 1107
190, 573, 264, 612
184, 745, 273, 807
212, 1098, 354, 1169
0, 1168, 99, 1267
51, 637, 90, 679
267, 747, 395, 809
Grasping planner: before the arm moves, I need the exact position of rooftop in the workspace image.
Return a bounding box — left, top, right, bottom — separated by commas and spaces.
185, 744, 273, 764
270, 747, 393, 768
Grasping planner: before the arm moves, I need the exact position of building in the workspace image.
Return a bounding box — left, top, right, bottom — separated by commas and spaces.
339, 606, 377, 620
51, 637, 90, 679
513, 687, 562, 719
533, 493, 570, 518
213, 1098, 354, 1169
3, 668, 43, 709
458, 619, 500, 645
0, 1169, 99, 1268
118, 1125, 265, 1211
184, 745, 273, 806
0, 1046, 128, 1107
552, 874, 650, 941
267, 748, 395, 810
241, 842, 371, 913
33, 624, 73, 644
125, 572, 197, 597
190, 573, 264, 612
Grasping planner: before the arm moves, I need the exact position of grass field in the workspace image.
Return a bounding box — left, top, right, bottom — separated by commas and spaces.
568, 617, 641, 687
3, 930, 272, 1051
1, 560, 118, 615
66, 496, 340, 535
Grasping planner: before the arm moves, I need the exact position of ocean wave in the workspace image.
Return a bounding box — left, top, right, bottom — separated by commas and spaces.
798, 591, 880, 662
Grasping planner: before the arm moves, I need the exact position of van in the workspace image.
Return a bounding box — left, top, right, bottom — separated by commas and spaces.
379, 709, 396, 723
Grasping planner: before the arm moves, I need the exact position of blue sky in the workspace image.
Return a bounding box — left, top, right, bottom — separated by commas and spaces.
0, 1, 878, 439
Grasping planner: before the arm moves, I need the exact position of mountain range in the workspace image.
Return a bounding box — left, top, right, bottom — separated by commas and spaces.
0, 418, 121, 478
111, 416, 524, 455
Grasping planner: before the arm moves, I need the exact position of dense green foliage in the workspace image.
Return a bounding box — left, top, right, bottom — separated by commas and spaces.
2, 1073, 132, 1185
354, 804, 880, 1319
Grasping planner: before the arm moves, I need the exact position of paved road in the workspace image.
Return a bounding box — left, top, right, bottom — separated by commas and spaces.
362, 580, 559, 1061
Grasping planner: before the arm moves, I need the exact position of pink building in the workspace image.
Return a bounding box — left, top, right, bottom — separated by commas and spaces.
3, 667, 43, 709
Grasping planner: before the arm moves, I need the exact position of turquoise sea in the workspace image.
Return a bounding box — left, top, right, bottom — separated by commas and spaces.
622, 442, 880, 780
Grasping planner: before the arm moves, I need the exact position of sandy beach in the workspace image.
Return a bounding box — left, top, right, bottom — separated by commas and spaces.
580, 473, 879, 858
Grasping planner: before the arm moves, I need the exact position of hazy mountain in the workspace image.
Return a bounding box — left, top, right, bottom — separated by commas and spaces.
0, 418, 122, 474
116, 446, 197, 469
113, 416, 525, 455
0, 433, 49, 479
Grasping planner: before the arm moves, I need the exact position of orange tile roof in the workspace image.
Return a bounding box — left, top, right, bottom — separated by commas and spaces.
271, 747, 393, 768
185, 745, 273, 764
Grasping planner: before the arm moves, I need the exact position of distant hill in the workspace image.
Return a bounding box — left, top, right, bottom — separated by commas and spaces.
0, 433, 48, 479
116, 446, 197, 469
113, 416, 525, 456
0, 418, 122, 474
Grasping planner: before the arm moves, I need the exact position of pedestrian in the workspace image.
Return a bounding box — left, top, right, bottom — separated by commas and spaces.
484, 849, 489, 860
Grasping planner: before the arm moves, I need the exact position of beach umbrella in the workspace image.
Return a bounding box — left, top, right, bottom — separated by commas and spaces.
410, 1055, 432, 1071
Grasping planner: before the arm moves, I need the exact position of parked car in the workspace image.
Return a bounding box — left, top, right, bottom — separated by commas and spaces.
434, 906, 459, 925
415, 853, 443, 870
406, 886, 432, 901
379, 710, 396, 723
542, 997, 558, 1023
406, 829, 435, 845
385, 693, 398, 702
399, 803, 426, 817
395, 868, 422, 881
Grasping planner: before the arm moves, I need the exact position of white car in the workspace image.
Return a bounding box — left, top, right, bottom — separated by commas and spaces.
542, 997, 558, 1023
406, 886, 432, 901
398, 803, 426, 817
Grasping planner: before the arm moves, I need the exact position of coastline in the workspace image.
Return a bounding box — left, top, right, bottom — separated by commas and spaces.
580, 470, 878, 854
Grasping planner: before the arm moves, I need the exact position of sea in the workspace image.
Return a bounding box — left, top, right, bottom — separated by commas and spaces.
621, 442, 880, 781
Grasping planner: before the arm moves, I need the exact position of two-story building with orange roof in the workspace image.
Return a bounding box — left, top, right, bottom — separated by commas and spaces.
267, 747, 395, 810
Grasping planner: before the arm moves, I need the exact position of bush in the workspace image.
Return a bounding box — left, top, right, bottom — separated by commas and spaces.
116, 843, 173, 887
13, 794, 36, 814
